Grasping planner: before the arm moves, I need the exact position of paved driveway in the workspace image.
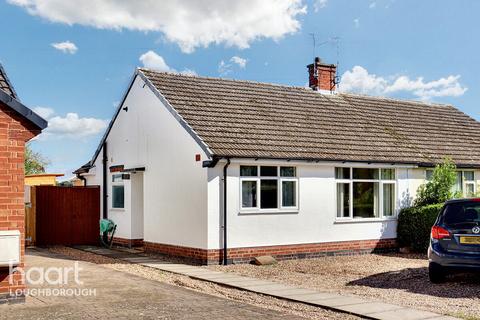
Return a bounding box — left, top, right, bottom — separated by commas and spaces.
0, 250, 302, 319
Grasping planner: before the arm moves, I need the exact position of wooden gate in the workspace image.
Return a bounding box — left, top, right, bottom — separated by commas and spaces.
34, 186, 100, 246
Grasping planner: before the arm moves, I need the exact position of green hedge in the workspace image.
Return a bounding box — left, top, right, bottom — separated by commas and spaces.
397, 203, 444, 252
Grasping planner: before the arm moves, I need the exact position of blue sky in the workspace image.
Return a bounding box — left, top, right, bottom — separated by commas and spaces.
0, 0, 478, 178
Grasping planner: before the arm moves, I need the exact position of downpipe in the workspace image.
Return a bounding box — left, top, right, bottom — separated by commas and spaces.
223, 158, 231, 265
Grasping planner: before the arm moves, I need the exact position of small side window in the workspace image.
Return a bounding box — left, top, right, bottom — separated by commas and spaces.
112, 174, 123, 182
112, 185, 125, 209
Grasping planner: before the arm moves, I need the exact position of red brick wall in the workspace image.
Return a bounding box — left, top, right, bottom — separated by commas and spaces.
0, 103, 40, 300
144, 238, 397, 265
112, 237, 144, 248
308, 63, 337, 91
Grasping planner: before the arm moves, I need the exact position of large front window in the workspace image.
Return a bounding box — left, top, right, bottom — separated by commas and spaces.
426, 170, 476, 197
240, 165, 298, 211
336, 168, 396, 219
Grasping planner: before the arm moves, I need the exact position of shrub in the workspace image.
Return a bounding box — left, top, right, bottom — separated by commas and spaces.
414, 158, 457, 207
397, 203, 444, 252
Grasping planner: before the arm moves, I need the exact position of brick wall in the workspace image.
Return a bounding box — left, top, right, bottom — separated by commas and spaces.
307, 62, 337, 91
144, 238, 397, 265
0, 102, 40, 302
112, 237, 144, 248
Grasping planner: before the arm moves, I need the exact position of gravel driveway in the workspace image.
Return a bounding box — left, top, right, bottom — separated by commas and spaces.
46, 247, 360, 320
209, 253, 480, 319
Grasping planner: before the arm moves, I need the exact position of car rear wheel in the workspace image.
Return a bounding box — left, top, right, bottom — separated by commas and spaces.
429, 262, 445, 283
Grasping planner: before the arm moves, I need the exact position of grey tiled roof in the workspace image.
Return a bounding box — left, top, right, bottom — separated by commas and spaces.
140, 69, 480, 167
0, 64, 17, 98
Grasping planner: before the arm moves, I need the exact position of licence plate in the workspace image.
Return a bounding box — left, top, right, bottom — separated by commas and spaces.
459, 236, 480, 244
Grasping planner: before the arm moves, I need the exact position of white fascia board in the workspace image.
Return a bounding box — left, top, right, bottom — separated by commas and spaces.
227, 158, 418, 168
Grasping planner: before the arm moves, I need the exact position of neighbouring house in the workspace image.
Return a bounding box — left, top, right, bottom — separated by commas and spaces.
69, 175, 86, 187
76, 57, 480, 264
0, 64, 47, 302
25, 173, 64, 186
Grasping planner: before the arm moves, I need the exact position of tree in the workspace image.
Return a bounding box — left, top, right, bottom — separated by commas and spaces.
24, 144, 49, 175
414, 157, 458, 207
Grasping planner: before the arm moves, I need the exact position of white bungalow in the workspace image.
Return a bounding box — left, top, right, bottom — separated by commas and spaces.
75, 58, 480, 264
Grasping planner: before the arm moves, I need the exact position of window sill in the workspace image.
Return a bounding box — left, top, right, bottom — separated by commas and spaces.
110, 208, 125, 212
239, 210, 299, 216
334, 217, 397, 224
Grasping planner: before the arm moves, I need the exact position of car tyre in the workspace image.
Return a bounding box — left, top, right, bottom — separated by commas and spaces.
429, 262, 445, 283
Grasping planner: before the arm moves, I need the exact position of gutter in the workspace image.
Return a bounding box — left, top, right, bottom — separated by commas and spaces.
0, 87, 47, 130
76, 174, 87, 187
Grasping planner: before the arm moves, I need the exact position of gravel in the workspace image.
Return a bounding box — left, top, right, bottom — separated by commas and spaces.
209, 253, 480, 319
46, 247, 360, 320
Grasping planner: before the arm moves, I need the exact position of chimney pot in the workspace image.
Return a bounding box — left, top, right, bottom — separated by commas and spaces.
307, 57, 337, 92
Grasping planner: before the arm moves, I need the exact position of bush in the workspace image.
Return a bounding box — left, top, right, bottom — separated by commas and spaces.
414, 158, 457, 207
397, 203, 444, 252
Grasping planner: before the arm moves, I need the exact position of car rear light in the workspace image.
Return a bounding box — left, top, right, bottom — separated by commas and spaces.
431, 226, 450, 239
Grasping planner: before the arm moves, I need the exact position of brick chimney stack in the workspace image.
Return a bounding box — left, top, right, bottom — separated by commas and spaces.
307, 57, 337, 91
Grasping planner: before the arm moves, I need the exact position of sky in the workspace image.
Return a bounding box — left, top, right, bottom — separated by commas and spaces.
0, 0, 479, 179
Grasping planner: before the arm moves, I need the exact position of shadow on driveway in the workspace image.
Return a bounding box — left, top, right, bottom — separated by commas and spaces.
347, 266, 480, 298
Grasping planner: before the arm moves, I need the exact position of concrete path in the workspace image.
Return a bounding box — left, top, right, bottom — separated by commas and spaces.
77, 246, 459, 320
0, 249, 304, 319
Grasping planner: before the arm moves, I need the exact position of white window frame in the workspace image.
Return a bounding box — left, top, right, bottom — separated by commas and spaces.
463, 171, 476, 197
239, 165, 298, 213
335, 167, 397, 220
280, 177, 298, 210
111, 174, 125, 210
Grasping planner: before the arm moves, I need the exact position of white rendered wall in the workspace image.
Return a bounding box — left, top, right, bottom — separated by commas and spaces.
207, 162, 427, 250
84, 75, 209, 248
130, 172, 144, 239
397, 168, 425, 208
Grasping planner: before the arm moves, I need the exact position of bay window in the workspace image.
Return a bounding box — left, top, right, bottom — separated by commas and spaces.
336, 168, 396, 219
240, 165, 298, 211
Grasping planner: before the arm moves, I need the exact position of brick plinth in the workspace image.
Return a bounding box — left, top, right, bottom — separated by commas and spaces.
112, 237, 144, 248
144, 238, 397, 265
0, 102, 41, 302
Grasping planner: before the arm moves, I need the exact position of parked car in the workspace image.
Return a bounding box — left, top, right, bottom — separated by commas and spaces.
428, 198, 480, 282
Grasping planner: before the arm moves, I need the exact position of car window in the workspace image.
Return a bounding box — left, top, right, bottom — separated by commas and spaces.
442, 202, 480, 226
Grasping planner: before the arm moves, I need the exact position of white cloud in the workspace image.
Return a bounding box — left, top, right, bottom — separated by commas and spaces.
340, 66, 468, 100
33, 106, 55, 119
369, 2, 376, 8
51, 40, 78, 54
230, 56, 247, 68
314, 0, 327, 12
9, 0, 306, 53
218, 60, 230, 76
139, 50, 196, 75
218, 56, 248, 75
33, 107, 108, 139
353, 18, 360, 28
139, 51, 172, 72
